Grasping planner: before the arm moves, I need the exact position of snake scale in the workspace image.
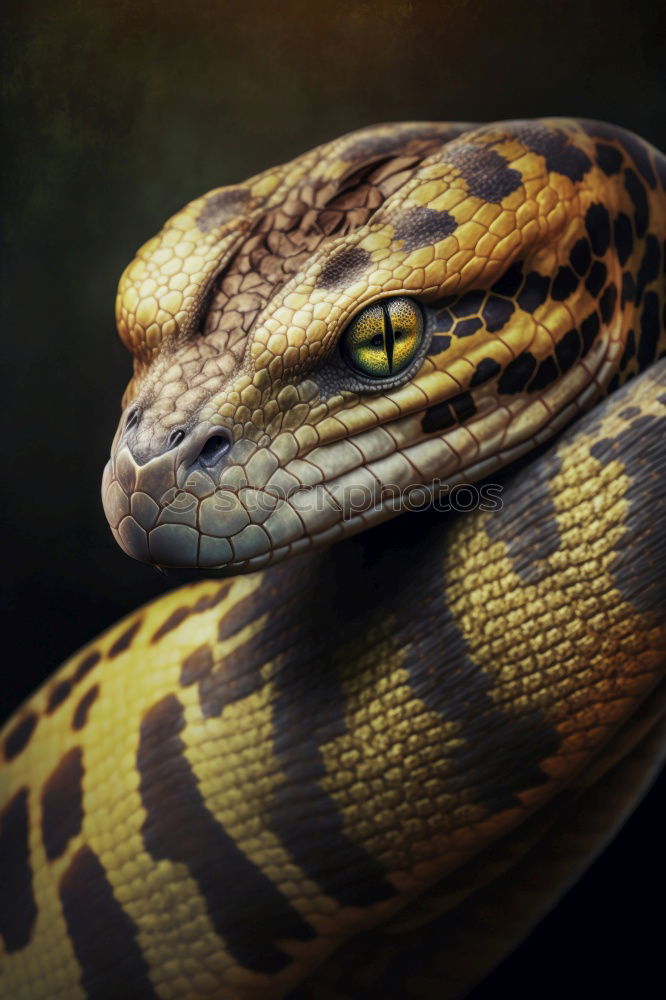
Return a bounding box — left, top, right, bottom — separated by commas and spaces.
1, 119, 665, 999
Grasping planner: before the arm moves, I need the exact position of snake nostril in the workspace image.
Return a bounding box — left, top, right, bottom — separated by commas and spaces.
168, 429, 185, 449
197, 432, 232, 468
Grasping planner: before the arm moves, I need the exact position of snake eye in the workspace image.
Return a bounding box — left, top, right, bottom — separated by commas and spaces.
341, 297, 424, 379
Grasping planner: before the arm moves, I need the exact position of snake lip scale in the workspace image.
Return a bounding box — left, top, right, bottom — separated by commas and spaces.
1, 118, 665, 1000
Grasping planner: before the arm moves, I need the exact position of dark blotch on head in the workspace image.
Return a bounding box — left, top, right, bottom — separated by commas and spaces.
585, 260, 607, 298
449, 392, 477, 423
41, 748, 84, 861
108, 619, 142, 658
551, 265, 579, 301
318, 246, 372, 289
624, 168, 649, 238
570, 238, 592, 276
482, 295, 515, 332
599, 284, 618, 325
455, 317, 483, 338
595, 142, 623, 176
619, 131, 657, 189
614, 212, 634, 267
555, 328, 581, 374
448, 144, 523, 202
491, 262, 523, 298
451, 290, 485, 317
72, 686, 100, 731
429, 334, 451, 355
621, 271, 636, 307
422, 401, 456, 433
519, 125, 592, 181
0, 788, 37, 951
197, 188, 250, 233
528, 356, 559, 392
470, 357, 501, 387
392, 206, 457, 252
581, 311, 601, 356
497, 352, 538, 394
4, 712, 38, 762
517, 272, 550, 313
585, 203, 611, 257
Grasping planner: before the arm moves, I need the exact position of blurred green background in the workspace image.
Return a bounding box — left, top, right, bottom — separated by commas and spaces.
2, 0, 664, 995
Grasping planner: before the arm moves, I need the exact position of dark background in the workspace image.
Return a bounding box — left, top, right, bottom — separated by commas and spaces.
2, 0, 663, 996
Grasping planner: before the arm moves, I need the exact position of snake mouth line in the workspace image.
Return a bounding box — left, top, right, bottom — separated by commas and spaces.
104, 339, 612, 572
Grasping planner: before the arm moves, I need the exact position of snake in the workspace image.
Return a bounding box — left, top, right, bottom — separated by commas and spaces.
1, 118, 665, 1000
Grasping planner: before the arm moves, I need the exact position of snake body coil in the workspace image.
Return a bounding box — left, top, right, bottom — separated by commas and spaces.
1, 119, 665, 999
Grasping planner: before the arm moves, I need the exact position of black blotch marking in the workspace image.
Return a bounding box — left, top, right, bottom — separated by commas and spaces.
59, 846, 158, 999
470, 357, 501, 387
619, 406, 642, 419
392, 206, 457, 252
178, 642, 257, 718
607, 374, 620, 394
585, 260, 607, 297
451, 290, 485, 317
41, 748, 84, 861
599, 284, 618, 325
482, 295, 514, 332
555, 328, 581, 374
433, 309, 454, 333
614, 212, 634, 267
318, 246, 372, 289
497, 352, 538, 394
180, 644, 213, 687
580, 311, 601, 356
151, 606, 189, 643
551, 265, 579, 301
620, 330, 636, 371
621, 271, 636, 307
637, 292, 660, 369
455, 317, 483, 338
448, 145, 523, 202
595, 142, 623, 176
492, 262, 523, 298
138, 694, 315, 971
4, 712, 38, 761
588, 362, 666, 615
619, 131, 657, 189
422, 400, 456, 432
0, 788, 37, 951
46, 680, 72, 714
449, 392, 477, 422
73, 650, 101, 683
518, 124, 592, 181
517, 271, 550, 313
585, 203, 611, 257
108, 619, 142, 658
570, 237, 592, 276
528, 356, 559, 392
197, 188, 250, 233
72, 686, 100, 731
429, 334, 451, 354
636, 234, 661, 304
624, 168, 649, 238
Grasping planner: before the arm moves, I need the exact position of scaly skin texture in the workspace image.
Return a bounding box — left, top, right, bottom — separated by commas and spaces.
1, 120, 665, 1000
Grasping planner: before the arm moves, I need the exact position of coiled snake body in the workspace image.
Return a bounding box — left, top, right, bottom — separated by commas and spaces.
1, 119, 665, 999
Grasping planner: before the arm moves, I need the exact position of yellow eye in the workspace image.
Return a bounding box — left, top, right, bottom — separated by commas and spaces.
341, 297, 424, 379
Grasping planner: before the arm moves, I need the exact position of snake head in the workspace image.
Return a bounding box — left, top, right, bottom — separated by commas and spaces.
103, 119, 655, 571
